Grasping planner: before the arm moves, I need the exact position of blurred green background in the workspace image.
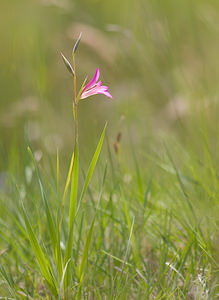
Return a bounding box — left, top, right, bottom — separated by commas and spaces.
1, 0, 219, 164
1, 1, 219, 297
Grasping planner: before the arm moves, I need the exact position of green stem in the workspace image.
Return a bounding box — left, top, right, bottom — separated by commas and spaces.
59, 55, 78, 230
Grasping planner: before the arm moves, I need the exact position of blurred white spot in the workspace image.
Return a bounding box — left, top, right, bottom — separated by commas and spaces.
20, 184, 26, 200
93, 192, 99, 202
123, 173, 132, 184
26, 121, 40, 141
106, 24, 132, 39
44, 134, 63, 154
60, 241, 65, 250
112, 193, 117, 203
103, 192, 108, 201
25, 166, 33, 184
163, 95, 188, 122
34, 150, 43, 163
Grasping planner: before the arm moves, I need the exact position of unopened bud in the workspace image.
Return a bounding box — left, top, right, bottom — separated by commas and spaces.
61, 52, 75, 76
72, 32, 82, 54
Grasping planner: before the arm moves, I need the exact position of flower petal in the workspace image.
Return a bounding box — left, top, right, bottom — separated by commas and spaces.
81, 85, 113, 99
97, 90, 113, 99
96, 80, 102, 87
82, 68, 100, 92
97, 85, 108, 91
80, 88, 98, 99
80, 68, 112, 100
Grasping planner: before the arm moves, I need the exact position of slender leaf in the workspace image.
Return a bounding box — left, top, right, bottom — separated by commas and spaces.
79, 124, 107, 204
59, 259, 71, 300
22, 205, 58, 296
64, 143, 79, 290
62, 151, 74, 216
77, 218, 95, 298
27, 147, 57, 256
57, 148, 59, 197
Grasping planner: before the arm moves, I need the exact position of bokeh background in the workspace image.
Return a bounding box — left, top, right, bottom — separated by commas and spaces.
1, 0, 219, 168
1, 1, 219, 297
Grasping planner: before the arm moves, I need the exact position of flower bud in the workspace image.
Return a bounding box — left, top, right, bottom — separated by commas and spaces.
61, 53, 75, 76
72, 32, 82, 54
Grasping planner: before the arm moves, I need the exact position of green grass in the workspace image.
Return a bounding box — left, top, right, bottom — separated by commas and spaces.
0, 114, 219, 299
1, 0, 219, 298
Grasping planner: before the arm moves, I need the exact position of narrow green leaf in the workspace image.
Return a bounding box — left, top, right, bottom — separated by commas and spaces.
143, 164, 155, 208
149, 255, 177, 297
69, 143, 79, 232
59, 259, 71, 300
0, 264, 14, 289
62, 151, 74, 214
22, 205, 58, 296
79, 124, 107, 204
133, 149, 143, 196
79, 218, 95, 279
75, 212, 84, 263
77, 218, 95, 298
56, 214, 63, 280
101, 250, 132, 267
164, 144, 205, 238
57, 148, 59, 198
27, 147, 57, 257
121, 191, 140, 267
0, 228, 28, 263
0, 264, 15, 298
64, 143, 79, 290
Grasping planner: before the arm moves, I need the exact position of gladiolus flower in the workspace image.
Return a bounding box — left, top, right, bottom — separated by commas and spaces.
80, 68, 112, 100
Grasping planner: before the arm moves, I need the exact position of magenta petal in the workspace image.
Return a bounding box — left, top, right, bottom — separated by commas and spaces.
94, 86, 113, 98
97, 85, 108, 91
98, 90, 113, 99
80, 68, 112, 100
96, 80, 102, 87
81, 87, 113, 99
83, 68, 100, 92
80, 88, 98, 99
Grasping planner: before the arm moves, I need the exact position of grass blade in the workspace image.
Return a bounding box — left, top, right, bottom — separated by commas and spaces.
64, 143, 79, 291
27, 147, 57, 258
79, 124, 107, 204
77, 218, 95, 298
22, 205, 58, 296
60, 151, 74, 227
69, 143, 79, 233
57, 148, 59, 197
56, 213, 63, 280
59, 259, 71, 300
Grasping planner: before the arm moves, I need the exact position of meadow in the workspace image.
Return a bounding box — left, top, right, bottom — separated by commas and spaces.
1, 0, 219, 298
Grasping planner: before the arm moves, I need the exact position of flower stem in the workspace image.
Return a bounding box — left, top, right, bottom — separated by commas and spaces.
59, 54, 78, 230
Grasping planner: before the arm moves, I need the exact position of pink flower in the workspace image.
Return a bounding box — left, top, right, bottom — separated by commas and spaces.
80, 68, 113, 100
